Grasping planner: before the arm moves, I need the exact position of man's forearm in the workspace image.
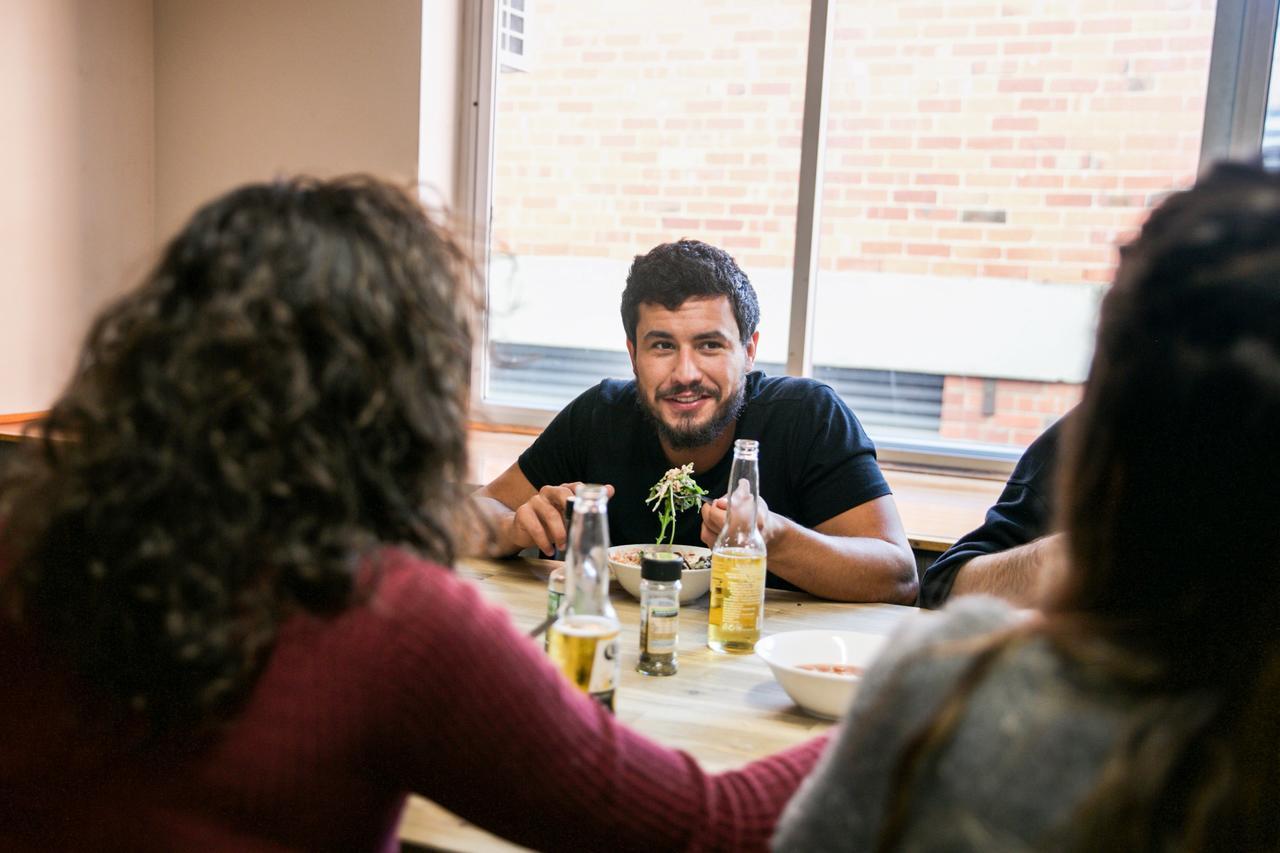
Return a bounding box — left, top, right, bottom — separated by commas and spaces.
464, 495, 523, 558
946, 533, 1061, 607
765, 517, 918, 604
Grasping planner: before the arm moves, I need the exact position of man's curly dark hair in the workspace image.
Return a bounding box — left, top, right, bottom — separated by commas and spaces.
0, 175, 473, 731
621, 239, 760, 344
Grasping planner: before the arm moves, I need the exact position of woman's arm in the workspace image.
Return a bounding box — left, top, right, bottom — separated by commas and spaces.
369, 551, 827, 852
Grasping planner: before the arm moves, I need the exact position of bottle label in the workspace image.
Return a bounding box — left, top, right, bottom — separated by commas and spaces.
588, 632, 619, 694
548, 617, 619, 701
710, 550, 767, 633
644, 607, 679, 654
720, 571, 763, 629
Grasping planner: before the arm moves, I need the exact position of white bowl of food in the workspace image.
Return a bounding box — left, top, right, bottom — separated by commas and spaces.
754, 630, 888, 720
608, 544, 712, 604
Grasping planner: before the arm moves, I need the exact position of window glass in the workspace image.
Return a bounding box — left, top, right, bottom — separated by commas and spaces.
1263, 16, 1280, 169
486, 0, 808, 411
812, 1, 1217, 447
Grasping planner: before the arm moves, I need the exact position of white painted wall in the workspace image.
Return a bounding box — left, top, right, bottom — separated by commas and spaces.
154, 0, 425, 238
0, 0, 464, 415
0, 0, 155, 414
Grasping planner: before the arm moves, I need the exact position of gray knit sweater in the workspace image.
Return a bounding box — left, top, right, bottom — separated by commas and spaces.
773, 596, 1138, 852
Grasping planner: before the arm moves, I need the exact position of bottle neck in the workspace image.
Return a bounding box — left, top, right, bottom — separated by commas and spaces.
564, 503, 615, 618
727, 453, 759, 500
716, 455, 765, 551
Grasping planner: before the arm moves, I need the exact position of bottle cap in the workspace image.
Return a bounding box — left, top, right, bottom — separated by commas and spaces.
552, 497, 576, 561
641, 553, 683, 582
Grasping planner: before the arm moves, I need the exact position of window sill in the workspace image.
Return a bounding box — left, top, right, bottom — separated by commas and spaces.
0, 413, 43, 443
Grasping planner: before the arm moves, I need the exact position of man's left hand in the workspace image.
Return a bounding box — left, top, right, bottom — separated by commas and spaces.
699, 494, 779, 548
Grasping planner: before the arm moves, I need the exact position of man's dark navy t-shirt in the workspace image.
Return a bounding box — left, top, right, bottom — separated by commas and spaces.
917, 415, 1065, 608
517, 372, 892, 590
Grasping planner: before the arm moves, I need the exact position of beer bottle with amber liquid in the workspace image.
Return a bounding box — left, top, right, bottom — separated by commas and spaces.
708, 439, 767, 654
546, 484, 621, 711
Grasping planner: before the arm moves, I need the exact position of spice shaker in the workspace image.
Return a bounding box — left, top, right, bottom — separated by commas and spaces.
637, 553, 682, 676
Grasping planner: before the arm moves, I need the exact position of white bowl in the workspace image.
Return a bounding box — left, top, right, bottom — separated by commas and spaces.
754, 630, 888, 720
608, 544, 712, 604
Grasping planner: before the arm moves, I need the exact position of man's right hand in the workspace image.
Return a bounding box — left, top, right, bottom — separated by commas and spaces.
511, 483, 582, 556
509, 482, 618, 556
470, 463, 616, 558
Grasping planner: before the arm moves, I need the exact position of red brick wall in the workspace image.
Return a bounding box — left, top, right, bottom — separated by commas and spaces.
818, 2, 1213, 287
942, 376, 1085, 445
490, 0, 1215, 446
493, 0, 809, 267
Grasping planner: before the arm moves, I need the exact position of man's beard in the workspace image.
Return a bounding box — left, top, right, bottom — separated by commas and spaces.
638, 380, 747, 450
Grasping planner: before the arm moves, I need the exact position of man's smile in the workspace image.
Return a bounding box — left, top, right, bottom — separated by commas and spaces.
660, 386, 718, 416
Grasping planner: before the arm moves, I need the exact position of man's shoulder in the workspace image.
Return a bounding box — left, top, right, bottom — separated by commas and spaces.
594, 377, 638, 405
742, 373, 873, 456
520, 377, 642, 486
744, 374, 852, 430
747, 373, 842, 407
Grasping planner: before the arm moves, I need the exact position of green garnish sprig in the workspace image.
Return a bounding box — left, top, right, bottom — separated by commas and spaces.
644, 463, 709, 547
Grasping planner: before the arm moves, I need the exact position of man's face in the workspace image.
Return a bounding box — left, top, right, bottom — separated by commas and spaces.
627, 296, 758, 450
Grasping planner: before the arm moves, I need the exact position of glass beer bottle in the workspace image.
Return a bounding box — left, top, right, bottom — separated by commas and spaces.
708, 439, 767, 654
546, 484, 621, 711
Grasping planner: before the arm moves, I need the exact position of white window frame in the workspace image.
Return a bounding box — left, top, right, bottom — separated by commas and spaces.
458, 0, 1280, 475
498, 0, 530, 73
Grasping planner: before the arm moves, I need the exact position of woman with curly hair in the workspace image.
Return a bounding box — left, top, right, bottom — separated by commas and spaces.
775, 162, 1280, 851
0, 176, 823, 851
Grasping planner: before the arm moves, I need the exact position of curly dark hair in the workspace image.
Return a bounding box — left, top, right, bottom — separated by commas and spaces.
0, 175, 473, 731
620, 239, 760, 344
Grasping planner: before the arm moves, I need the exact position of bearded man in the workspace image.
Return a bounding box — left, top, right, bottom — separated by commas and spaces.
470, 240, 917, 603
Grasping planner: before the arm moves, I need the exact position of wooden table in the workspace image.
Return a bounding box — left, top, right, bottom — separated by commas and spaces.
397, 557, 918, 851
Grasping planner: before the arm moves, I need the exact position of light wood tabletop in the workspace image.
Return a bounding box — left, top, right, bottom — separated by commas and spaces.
397, 556, 919, 852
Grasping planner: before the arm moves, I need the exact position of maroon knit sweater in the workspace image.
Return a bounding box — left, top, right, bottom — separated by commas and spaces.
0, 549, 825, 852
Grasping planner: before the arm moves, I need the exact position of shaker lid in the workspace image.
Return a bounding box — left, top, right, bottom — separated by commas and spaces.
641, 552, 684, 581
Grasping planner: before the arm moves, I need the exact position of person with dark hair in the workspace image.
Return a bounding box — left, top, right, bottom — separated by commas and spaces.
917, 415, 1066, 608
773, 161, 1280, 851
473, 239, 918, 603
0, 178, 827, 851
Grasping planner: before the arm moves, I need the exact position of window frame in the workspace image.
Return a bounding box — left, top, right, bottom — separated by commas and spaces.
457, 0, 1280, 475
498, 0, 531, 73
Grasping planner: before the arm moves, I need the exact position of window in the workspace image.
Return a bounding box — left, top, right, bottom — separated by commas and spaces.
812, 1, 1216, 449
1264, 12, 1280, 166
499, 0, 530, 72
463, 0, 1277, 467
